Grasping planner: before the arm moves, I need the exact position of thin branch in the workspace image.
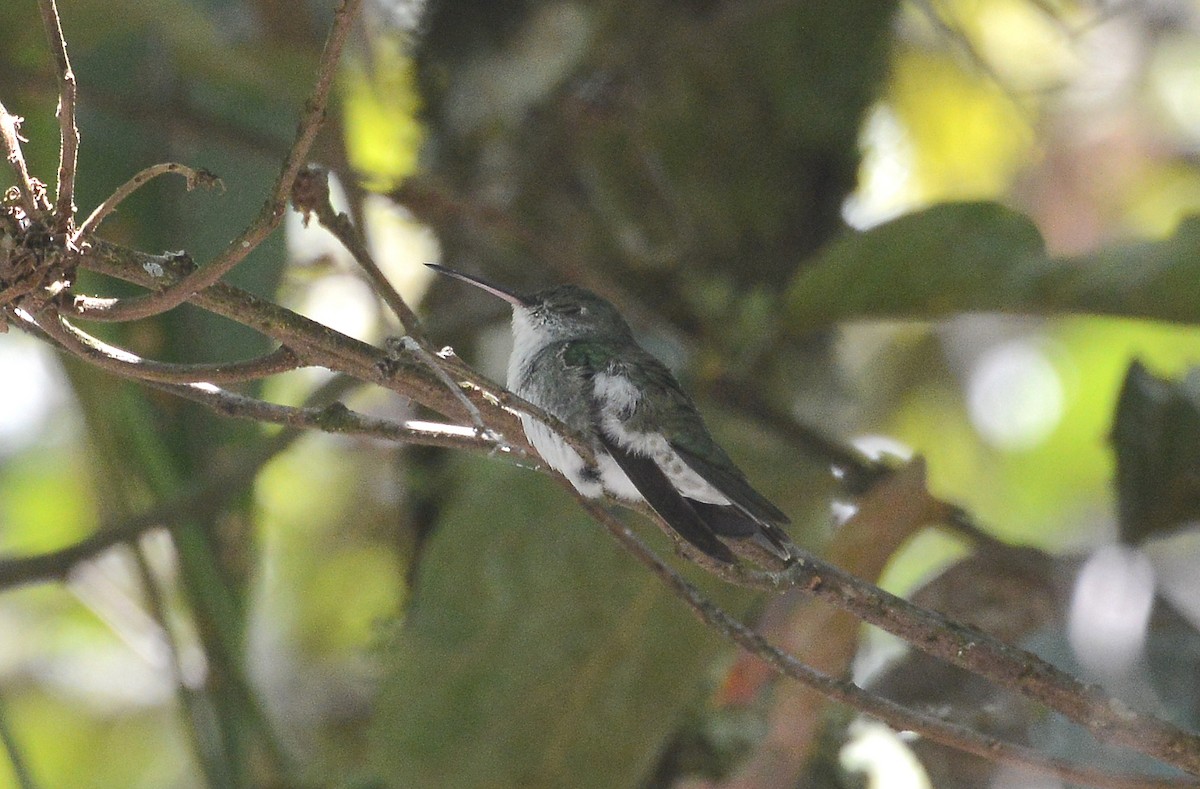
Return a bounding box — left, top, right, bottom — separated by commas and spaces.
0, 102, 46, 217
0, 414, 307, 593
29, 308, 302, 384
72, 163, 224, 243
78, 244, 443, 400
573, 495, 1198, 789
709, 375, 889, 492
909, 0, 1036, 118
709, 375, 1017, 554
0, 395, 522, 596
388, 336, 488, 433
37, 0, 79, 231
291, 164, 425, 340
145, 378, 522, 456
725, 552, 1200, 775
12, 303, 515, 459
67, 0, 363, 323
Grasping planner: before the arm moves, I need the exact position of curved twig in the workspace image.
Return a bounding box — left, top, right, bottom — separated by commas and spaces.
146, 378, 523, 457
31, 308, 302, 384
78, 239, 572, 455
65, 0, 362, 323
72, 163, 224, 244
0, 430, 302, 592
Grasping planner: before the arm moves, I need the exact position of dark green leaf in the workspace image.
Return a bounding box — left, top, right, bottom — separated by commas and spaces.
369, 458, 734, 789
787, 203, 1200, 330
1112, 361, 1200, 544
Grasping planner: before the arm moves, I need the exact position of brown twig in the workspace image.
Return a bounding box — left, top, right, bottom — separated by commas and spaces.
147, 378, 522, 457
722, 553, 1200, 775
0, 352, 526, 597
573, 495, 1198, 789
291, 164, 426, 340
709, 375, 889, 492
37, 0, 79, 232
72, 163, 224, 244
0, 102, 47, 217
64, 0, 363, 323
29, 308, 302, 384
709, 375, 1017, 554
12, 301, 516, 458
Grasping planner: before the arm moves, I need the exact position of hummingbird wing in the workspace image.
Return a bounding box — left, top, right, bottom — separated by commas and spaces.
585, 344, 791, 527
597, 437, 738, 564
668, 442, 790, 525
563, 340, 792, 565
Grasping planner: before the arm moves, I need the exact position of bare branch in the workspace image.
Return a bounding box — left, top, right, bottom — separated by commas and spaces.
147, 378, 522, 457
68, 0, 363, 323
75, 240, 568, 454
27, 307, 301, 384
37, 0, 79, 231
718, 549, 1200, 776
0, 102, 47, 217
573, 494, 1199, 789
75, 241, 493, 420
72, 163, 224, 243
387, 336, 489, 433
292, 164, 425, 340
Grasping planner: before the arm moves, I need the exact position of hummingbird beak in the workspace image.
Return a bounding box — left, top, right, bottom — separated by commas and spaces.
426, 264, 529, 307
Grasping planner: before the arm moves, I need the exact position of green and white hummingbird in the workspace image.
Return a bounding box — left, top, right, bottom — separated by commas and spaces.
428, 264, 795, 568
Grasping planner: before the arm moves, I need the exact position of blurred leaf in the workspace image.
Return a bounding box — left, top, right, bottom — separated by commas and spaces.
1111, 361, 1200, 544
788, 203, 1200, 331
342, 43, 424, 191
370, 458, 735, 789
787, 202, 1044, 330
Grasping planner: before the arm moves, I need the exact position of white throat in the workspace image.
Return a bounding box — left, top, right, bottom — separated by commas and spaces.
506, 306, 550, 390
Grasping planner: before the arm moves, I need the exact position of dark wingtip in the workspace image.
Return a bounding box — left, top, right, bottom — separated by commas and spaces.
688, 501, 795, 566
599, 437, 738, 564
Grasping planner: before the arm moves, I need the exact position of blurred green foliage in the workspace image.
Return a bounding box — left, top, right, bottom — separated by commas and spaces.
371, 456, 749, 789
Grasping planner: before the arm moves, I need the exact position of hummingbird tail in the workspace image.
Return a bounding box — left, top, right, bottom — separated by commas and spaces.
687, 501, 795, 568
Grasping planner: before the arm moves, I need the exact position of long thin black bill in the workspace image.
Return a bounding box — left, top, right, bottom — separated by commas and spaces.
425, 263, 528, 307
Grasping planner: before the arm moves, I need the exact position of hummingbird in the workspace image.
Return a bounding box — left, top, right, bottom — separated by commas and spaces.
427, 264, 795, 569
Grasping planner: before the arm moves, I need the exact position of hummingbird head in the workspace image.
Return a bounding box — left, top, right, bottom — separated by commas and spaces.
520, 285, 634, 342
426, 265, 634, 345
